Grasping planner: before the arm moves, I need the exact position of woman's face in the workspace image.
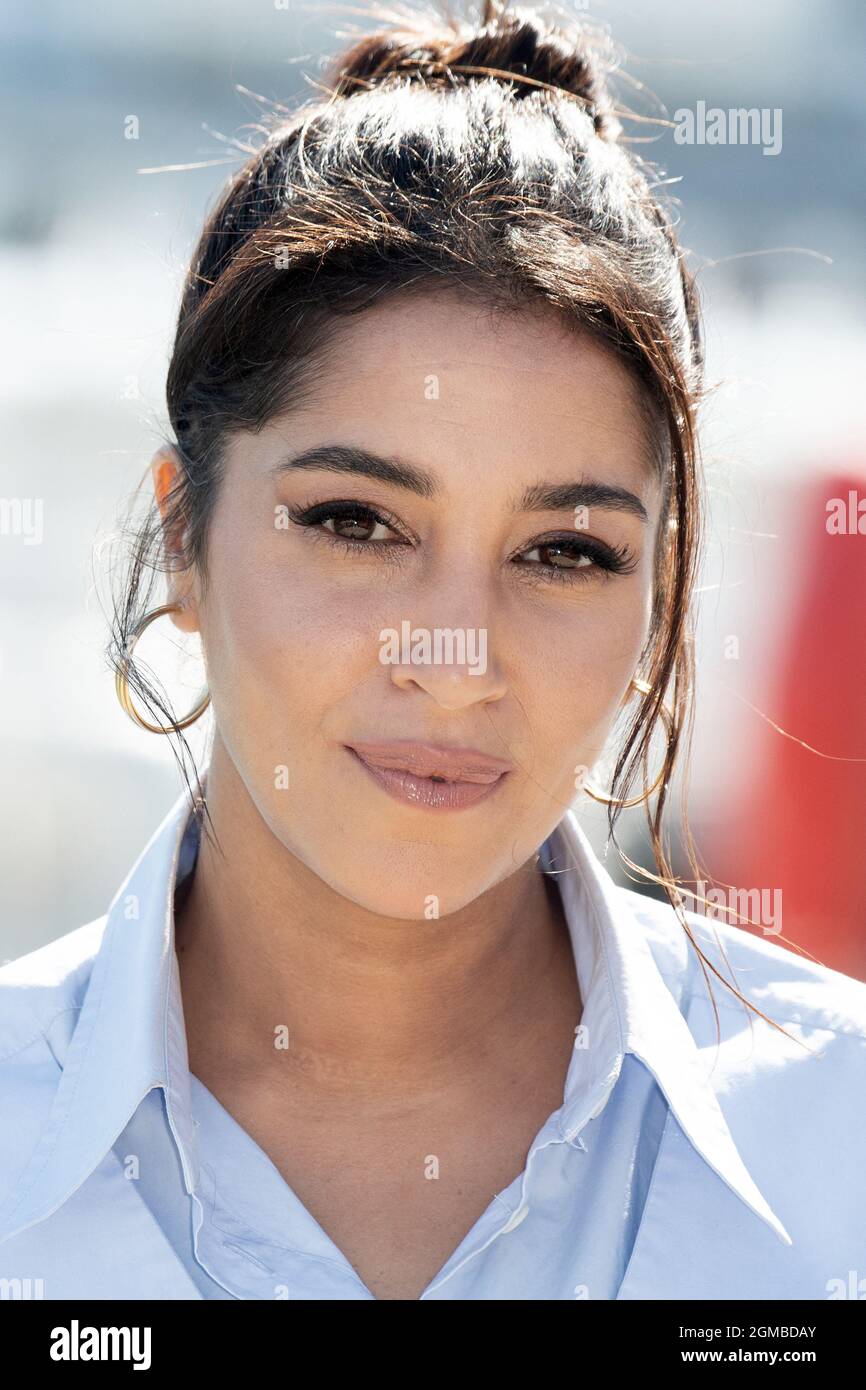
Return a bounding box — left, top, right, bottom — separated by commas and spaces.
162, 290, 663, 917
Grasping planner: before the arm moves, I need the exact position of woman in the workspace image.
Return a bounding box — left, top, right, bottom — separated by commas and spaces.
1, 0, 865, 1302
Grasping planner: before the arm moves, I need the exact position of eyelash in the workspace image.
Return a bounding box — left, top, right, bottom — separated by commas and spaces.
286, 500, 638, 585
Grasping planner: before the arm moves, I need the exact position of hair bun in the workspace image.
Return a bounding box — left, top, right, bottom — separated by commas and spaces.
326, 1, 621, 140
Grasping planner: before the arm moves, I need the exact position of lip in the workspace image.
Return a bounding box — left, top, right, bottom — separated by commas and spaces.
344, 740, 512, 812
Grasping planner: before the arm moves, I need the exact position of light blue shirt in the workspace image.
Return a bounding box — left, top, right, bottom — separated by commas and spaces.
1, 783, 865, 1300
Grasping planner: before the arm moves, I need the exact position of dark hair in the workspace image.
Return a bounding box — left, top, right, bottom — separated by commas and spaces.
108, 0, 809, 1048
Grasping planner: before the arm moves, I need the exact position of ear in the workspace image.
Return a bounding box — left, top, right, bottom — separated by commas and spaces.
150, 444, 200, 635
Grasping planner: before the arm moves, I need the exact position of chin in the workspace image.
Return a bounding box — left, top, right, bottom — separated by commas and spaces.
307, 841, 503, 922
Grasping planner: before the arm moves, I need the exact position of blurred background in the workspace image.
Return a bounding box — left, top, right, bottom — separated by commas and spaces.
1, 0, 865, 976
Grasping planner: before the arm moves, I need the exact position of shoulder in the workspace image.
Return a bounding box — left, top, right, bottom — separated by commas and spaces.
618, 884, 866, 1248
617, 882, 866, 1041
0, 919, 106, 1206
0, 917, 106, 1065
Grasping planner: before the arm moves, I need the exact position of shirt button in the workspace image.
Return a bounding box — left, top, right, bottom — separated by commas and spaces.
500, 1202, 530, 1233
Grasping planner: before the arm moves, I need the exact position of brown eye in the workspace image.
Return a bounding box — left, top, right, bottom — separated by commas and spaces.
327, 511, 380, 541
319, 507, 400, 542
532, 543, 593, 569
512, 534, 638, 584
288, 499, 411, 548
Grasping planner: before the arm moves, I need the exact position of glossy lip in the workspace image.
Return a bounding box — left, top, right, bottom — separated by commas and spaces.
344, 740, 512, 812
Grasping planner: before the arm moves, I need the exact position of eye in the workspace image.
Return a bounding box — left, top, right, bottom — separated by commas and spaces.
322, 508, 395, 543
520, 542, 593, 570
511, 534, 638, 583
287, 500, 410, 548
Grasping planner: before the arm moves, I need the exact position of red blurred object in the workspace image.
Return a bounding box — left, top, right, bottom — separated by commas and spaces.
711, 472, 866, 981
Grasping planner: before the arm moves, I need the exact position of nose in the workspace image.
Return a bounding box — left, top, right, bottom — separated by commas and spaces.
383, 617, 507, 711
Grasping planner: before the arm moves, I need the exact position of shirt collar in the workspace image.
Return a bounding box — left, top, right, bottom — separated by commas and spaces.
0, 782, 791, 1248
0, 787, 200, 1245
542, 816, 792, 1246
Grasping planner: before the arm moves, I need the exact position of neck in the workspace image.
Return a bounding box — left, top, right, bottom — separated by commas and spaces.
175, 739, 581, 1109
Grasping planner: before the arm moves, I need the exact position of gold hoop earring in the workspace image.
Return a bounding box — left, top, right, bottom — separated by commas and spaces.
115, 602, 210, 734
582, 676, 674, 809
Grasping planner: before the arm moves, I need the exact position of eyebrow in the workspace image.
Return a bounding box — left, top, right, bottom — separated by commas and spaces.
273, 444, 649, 523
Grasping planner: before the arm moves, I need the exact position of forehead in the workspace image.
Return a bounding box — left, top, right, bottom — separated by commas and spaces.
247, 288, 663, 501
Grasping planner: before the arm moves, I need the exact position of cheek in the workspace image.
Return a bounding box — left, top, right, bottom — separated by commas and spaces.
198, 520, 390, 740
507, 577, 652, 731
496, 582, 652, 810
